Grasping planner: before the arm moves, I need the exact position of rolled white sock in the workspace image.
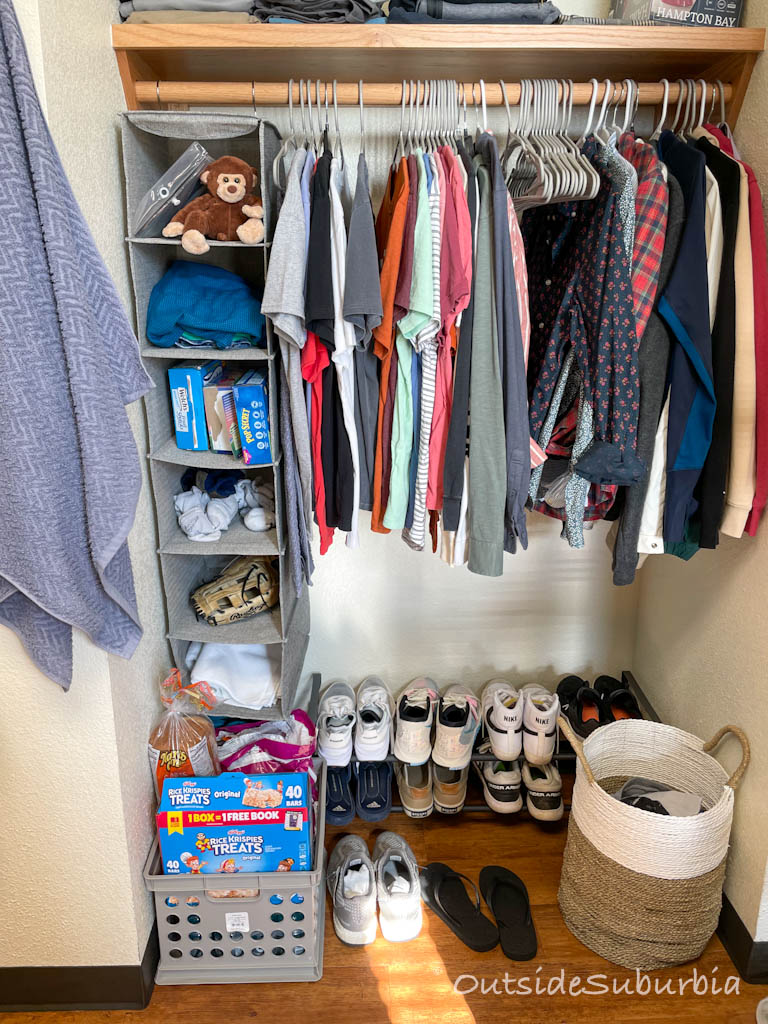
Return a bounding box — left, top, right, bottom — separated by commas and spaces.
243, 506, 270, 532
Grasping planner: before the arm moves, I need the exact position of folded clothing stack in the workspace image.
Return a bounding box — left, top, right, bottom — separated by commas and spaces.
251, 0, 383, 21
147, 261, 265, 350
185, 641, 282, 713
119, 0, 384, 19
388, 0, 560, 22
120, 0, 251, 17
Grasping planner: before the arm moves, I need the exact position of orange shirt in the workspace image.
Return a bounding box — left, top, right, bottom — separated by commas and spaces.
371, 158, 410, 533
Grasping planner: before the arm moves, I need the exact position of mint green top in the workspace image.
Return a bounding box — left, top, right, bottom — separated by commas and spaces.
398, 149, 435, 342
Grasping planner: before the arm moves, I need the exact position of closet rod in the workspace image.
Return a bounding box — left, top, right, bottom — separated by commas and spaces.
137, 79, 733, 108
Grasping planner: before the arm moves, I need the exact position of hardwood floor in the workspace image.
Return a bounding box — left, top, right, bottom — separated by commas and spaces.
3, 778, 767, 1024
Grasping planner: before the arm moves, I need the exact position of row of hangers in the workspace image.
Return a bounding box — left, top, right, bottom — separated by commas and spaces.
272, 77, 732, 207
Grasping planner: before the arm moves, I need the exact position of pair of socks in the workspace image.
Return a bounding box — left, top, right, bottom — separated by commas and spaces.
174, 480, 275, 541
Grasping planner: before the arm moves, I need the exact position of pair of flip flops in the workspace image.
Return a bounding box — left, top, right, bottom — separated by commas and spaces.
326, 762, 393, 825
420, 863, 536, 960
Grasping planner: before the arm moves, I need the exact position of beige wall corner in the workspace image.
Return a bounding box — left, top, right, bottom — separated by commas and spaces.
635, 0, 768, 944
1, 0, 166, 967
634, 528, 768, 941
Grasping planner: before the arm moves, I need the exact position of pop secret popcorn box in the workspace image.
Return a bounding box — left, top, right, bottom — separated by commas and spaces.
157, 771, 311, 875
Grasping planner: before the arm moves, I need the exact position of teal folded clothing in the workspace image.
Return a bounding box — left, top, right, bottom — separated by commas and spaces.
147, 261, 266, 349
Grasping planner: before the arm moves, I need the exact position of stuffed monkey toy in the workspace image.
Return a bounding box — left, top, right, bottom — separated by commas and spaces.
162, 155, 265, 254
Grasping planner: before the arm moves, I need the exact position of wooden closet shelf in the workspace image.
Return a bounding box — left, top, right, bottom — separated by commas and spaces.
112, 24, 765, 120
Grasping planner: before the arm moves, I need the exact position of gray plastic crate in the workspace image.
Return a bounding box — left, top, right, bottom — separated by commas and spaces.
144, 762, 326, 984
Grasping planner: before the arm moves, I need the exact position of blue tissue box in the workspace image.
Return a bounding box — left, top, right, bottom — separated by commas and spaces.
168, 361, 223, 451
233, 369, 272, 465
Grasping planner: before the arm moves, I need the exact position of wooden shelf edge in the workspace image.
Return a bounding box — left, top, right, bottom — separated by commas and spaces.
112, 23, 767, 53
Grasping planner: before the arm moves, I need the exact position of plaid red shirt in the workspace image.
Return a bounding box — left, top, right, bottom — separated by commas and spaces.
617, 132, 669, 343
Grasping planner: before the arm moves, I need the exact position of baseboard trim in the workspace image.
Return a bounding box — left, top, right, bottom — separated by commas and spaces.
0, 922, 158, 1012
717, 893, 768, 985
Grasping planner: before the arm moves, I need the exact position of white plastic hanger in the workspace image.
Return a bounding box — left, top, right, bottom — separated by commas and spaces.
650, 78, 670, 142
332, 80, 344, 169
272, 77, 297, 190
358, 80, 366, 159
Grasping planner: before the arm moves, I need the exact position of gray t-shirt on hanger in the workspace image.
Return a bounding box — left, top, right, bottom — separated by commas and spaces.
262, 146, 314, 535
344, 153, 383, 511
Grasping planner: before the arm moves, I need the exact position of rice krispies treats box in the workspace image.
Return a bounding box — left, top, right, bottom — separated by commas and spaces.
157, 771, 311, 875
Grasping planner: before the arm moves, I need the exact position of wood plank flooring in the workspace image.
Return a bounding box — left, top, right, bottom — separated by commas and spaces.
4, 776, 767, 1024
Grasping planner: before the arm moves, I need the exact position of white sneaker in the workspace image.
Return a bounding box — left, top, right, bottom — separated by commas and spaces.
432, 684, 481, 770
317, 680, 356, 767
481, 679, 524, 760
373, 832, 422, 942
393, 678, 438, 765
473, 740, 523, 814
354, 676, 394, 762
520, 685, 560, 766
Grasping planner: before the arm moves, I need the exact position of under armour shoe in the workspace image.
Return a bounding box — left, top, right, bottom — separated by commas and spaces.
520, 684, 560, 766
393, 678, 438, 765
394, 760, 433, 818
373, 832, 423, 942
354, 676, 394, 762
481, 678, 524, 760
473, 740, 523, 814
317, 679, 356, 767
522, 761, 564, 822
327, 834, 377, 946
433, 762, 470, 814
432, 684, 481, 770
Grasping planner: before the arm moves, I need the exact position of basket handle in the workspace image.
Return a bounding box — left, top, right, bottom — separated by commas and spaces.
702, 725, 751, 790
557, 716, 596, 785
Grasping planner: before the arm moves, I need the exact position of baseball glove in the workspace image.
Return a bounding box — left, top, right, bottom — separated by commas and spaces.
191, 556, 279, 626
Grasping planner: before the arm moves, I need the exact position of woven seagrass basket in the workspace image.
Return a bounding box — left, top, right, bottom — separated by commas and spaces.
558, 717, 749, 970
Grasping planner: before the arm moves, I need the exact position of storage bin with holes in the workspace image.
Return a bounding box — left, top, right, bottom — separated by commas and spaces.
144, 760, 326, 984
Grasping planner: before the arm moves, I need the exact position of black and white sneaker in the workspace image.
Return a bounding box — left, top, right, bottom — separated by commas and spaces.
522, 761, 563, 822
473, 740, 522, 814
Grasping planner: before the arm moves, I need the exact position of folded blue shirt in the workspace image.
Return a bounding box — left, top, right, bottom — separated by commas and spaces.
146, 260, 266, 349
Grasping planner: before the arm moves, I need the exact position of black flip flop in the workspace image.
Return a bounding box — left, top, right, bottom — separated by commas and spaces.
479, 866, 537, 961
420, 862, 499, 952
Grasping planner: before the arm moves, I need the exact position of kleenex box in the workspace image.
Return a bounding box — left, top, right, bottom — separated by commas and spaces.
157, 772, 312, 875
168, 361, 223, 451
233, 369, 272, 465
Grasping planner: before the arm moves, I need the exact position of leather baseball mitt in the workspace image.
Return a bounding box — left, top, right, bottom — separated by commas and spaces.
191, 556, 279, 626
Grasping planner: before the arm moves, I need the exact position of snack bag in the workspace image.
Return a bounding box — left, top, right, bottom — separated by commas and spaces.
148, 669, 221, 798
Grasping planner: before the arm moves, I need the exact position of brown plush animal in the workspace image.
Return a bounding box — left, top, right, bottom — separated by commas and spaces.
162, 155, 265, 254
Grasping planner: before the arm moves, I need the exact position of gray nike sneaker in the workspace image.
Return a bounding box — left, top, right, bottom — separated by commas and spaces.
373, 832, 422, 942
327, 835, 377, 945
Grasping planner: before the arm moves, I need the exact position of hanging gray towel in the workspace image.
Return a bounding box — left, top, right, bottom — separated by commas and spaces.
0, 2, 153, 689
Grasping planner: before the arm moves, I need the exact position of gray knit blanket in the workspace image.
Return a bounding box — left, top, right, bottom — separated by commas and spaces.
0, 0, 153, 689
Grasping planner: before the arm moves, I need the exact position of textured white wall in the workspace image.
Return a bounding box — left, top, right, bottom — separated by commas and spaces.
634, 0, 768, 943
0, 0, 166, 968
